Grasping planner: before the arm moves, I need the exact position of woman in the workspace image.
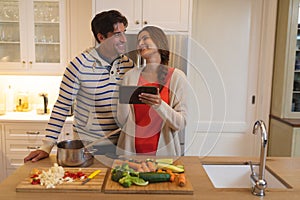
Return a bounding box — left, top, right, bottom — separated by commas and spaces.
116, 26, 188, 156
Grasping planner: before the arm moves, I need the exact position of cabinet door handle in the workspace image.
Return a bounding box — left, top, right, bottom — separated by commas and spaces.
22, 61, 26, 68
135, 20, 140, 24
144, 21, 148, 25
27, 146, 40, 149
26, 131, 40, 135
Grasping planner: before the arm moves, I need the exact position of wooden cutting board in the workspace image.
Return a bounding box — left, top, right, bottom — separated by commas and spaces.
16, 168, 108, 193
104, 160, 194, 194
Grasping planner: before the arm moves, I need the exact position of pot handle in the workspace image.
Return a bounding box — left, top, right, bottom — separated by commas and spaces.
84, 128, 121, 149
85, 149, 97, 154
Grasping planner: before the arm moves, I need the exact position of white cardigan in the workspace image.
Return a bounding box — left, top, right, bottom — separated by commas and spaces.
116, 67, 188, 156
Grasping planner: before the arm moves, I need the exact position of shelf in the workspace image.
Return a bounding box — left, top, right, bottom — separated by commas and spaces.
34, 21, 59, 25
0, 41, 20, 44
0, 21, 19, 23
35, 42, 60, 45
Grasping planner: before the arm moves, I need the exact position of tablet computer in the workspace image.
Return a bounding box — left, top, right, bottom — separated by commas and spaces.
119, 86, 157, 104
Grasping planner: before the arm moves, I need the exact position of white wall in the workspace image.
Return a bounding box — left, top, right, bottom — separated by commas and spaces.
0, 75, 62, 112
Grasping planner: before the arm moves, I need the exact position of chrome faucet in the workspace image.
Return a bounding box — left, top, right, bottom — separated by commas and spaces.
250, 120, 268, 196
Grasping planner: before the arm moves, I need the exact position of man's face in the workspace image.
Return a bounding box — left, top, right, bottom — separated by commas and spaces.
99, 22, 127, 57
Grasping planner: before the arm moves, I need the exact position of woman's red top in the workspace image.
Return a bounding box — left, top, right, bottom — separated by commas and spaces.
134, 68, 174, 155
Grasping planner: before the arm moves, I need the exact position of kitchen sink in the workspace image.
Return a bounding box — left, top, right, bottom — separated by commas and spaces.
202, 164, 290, 189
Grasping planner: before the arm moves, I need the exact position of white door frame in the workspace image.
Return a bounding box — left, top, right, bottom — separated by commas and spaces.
251, 0, 278, 155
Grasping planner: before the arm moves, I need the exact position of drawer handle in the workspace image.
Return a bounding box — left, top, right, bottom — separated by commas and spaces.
27, 146, 40, 149
26, 131, 40, 135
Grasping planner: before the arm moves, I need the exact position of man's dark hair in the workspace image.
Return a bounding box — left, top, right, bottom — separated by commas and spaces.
91, 10, 128, 43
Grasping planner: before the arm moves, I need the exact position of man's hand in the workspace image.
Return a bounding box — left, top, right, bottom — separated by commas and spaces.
24, 150, 49, 163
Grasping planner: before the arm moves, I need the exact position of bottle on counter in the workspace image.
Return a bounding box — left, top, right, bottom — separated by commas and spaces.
0, 89, 6, 115
5, 85, 14, 112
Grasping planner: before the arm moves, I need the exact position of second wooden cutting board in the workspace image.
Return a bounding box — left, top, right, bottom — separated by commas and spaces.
104, 160, 194, 194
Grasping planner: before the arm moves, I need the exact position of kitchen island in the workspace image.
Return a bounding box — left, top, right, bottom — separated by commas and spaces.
0, 155, 299, 200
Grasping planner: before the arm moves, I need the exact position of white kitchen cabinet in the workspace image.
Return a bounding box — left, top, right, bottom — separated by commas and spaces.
269, 117, 300, 157
0, 0, 67, 75
0, 121, 73, 178
0, 124, 4, 182
93, 0, 191, 32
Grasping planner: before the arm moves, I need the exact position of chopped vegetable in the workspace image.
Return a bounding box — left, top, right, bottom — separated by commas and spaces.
37, 163, 65, 188
178, 173, 186, 187
111, 170, 126, 182
118, 175, 133, 188
166, 169, 176, 182
130, 176, 149, 186
30, 174, 41, 185
111, 163, 137, 187
118, 175, 148, 187
63, 171, 86, 180
156, 158, 173, 164
156, 163, 184, 173
29, 163, 86, 188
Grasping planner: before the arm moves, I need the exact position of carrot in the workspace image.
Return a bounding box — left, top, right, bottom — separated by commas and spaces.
169, 173, 176, 182
166, 169, 176, 182
156, 168, 164, 173
178, 173, 186, 187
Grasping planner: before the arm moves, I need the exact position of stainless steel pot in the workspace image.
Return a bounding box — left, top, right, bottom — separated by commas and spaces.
56, 140, 94, 167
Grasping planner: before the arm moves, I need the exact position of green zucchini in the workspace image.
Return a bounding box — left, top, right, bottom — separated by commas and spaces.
138, 172, 171, 183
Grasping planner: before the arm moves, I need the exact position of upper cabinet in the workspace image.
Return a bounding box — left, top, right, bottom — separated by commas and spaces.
0, 0, 67, 75
93, 0, 191, 33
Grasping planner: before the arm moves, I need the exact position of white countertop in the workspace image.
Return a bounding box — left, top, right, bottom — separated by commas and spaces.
0, 110, 73, 122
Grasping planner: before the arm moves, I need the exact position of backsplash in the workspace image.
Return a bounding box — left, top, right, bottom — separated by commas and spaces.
0, 75, 62, 112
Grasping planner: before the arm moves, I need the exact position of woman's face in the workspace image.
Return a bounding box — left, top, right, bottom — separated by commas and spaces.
137, 30, 158, 59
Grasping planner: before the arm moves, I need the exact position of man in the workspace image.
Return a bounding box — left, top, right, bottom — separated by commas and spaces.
24, 10, 134, 162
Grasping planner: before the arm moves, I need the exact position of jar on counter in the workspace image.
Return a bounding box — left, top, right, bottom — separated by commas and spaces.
15, 91, 31, 112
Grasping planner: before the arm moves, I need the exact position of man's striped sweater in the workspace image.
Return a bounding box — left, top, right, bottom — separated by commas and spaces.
41, 47, 134, 153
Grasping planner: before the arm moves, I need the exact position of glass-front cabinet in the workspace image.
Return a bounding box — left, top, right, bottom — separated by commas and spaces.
0, 0, 66, 75
271, 0, 300, 118
293, 3, 300, 112
269, 0, 300, 157
289, 0, 300, 115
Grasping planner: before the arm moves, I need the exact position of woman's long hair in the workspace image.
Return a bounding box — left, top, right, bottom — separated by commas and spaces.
138, 26, 170, 89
